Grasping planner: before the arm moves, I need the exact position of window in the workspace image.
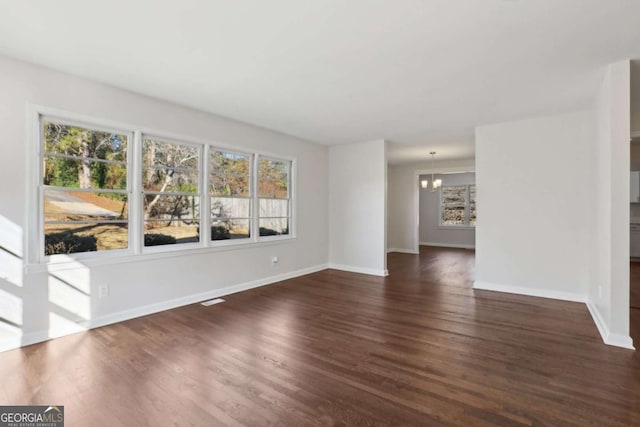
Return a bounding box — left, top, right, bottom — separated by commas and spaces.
142, 137, 201, 247
258, 158, 291, 237
41, 119, 131, 255
209, 149, 252, 241
469, 185, 477, 226
36, 111, 295, 262
440, 184, 476, 227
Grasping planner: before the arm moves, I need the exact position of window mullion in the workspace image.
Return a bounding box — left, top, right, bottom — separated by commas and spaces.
131, 130, 142, 255
202, 144, 211, 246
251, 154, 259, 242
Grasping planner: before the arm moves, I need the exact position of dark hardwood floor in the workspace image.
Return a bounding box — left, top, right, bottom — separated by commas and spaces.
2, 246, 640, 426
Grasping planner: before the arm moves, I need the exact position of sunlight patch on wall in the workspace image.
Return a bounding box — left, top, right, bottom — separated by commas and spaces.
0, 287, 22, 327
48, 274, 91, 322
0, 215, 23, 258
0, 215, 24, 352
0, 249, 23, 287
47, 256, 92, 341
48, 312, 87, 339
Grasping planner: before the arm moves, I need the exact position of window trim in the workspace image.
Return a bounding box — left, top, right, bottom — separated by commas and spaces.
38, 114, 135, 263
256, 155, 293, 240
208, 147, 255, 244
140, 134, 203, 253
28, 105, 297, 267
438, 184, 476, 229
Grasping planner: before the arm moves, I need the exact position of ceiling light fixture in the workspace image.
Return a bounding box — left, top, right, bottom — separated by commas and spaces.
430, 152, 442, 192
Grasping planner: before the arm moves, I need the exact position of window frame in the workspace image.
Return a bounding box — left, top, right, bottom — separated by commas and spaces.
208, 147, 255, 245
438, 184, 476, 229
256, 155, 293, 241
29, 106, 296, 267
140, 134, 204, 253
37, 114, 135, 262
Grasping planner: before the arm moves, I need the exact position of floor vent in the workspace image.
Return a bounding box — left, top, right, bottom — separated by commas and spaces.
201, 298, 225, 306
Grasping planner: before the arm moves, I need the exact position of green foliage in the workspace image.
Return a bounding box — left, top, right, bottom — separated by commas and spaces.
45, 157, 79, 187
43, 122, 127, 190
44, 232, 98, 255
210, 150, 251, 196
144, 233, 177, 246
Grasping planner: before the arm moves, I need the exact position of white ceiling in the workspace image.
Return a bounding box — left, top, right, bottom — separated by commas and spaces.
1, 0, 640, 164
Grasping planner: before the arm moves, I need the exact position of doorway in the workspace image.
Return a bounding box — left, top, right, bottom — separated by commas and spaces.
413, 168, 475, 254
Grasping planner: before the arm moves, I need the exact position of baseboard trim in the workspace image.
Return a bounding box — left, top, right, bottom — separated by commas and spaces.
386, 248, 419, 254
472, 281, 635, 350
420, 242, 475, 249
586, 301, 635, 350
472, 281, 586, 303
328, 263, 389, 277
0, 263, 329, 353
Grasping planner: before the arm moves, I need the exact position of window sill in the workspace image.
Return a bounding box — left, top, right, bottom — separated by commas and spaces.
26, 236, 296, 273
437, 225, 476, 230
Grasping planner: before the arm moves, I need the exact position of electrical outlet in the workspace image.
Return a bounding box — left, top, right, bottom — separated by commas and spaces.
271, 255, 278, 266
98, 284, 110, 299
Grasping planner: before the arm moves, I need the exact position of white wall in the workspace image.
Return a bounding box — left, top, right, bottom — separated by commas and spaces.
0, 55, 329, 352
329, 140, 387, 276
387, 159, 475, 253
632, 60, 640, 134
419, 172, 475, 248
589, 60, 632, 348
475, 111, 592, 302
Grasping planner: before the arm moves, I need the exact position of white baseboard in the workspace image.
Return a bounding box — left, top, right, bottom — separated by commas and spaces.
472, 281, 586, 303
386, 248, 419, 254
420, 242, 475, 249
0, 263, 329, 353
328, 263, 389, 277
473, 281, 635, 350
586, 301, 635, 350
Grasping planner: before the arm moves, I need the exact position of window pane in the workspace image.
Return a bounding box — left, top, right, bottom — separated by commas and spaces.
143, 167, 198, 193
470, 185, 477, 226
441, 186, 467, 225
259, 199, 288, 218
211, 197, 250, 218
144, 220, 199, 246
143, 194, 199, 221
258, 159, 289, 198
43, 156, 127, 190
209, 173, 250, 197
42, 121, 128, 161
45, 189, 128, 221
144, 220, 200, 246
210, 219, 251, 240
143, 139, 199, 170
45, 222, 128, 255
210, 151, 250, 196
259, 218, 289, 236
